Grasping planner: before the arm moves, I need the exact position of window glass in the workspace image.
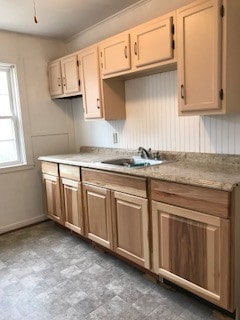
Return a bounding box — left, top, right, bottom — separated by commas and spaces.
0, 64, 26, 168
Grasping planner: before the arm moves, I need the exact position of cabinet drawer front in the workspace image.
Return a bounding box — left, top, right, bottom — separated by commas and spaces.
82, 168, 147, 198
151, 180, 230, 218
59, 164, 80, 181
41, 161, 58, 176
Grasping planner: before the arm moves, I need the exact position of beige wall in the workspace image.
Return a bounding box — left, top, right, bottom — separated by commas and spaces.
0, 31, 75, 233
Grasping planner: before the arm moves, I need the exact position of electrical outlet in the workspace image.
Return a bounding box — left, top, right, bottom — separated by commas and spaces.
113, 132, 118, 144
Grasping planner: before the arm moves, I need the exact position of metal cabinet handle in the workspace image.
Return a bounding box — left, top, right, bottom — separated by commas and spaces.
97, 98, 100, 109
181, 85, 185, 99
124, 46, 128, 59
57, 77, 61, 87
134, 42, 138, 55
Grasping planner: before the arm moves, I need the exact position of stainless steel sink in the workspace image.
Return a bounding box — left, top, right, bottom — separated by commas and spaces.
100, 157, 167, 168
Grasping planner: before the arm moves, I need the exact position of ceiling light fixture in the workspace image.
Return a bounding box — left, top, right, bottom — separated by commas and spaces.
33, 0, 38, 23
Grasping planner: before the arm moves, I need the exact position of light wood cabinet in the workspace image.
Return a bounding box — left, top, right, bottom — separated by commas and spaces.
48, 60, 63, 97
178, 0, 240, 115
78, 46, 102, 119
131, 14, 174, 71
48, 54, 81, 98
59, 164, 83, 235
82, 168, 150, 268
152, 201, 231, 310
83, 184, 112, 249
41, 161, 62, 223
100, 33, 131, 77
99, 13, 176, 79
112, 192, 149, 269
61, 54, 81, 96
78, 45, 126, 120
151, 178, 233, 311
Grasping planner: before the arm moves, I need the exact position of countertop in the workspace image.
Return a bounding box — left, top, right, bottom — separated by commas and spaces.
38, 147, 240, 192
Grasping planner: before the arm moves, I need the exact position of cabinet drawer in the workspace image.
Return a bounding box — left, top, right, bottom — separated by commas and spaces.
150, 180, 230, 218
59, 164, 80, 181
41, 161, 58, 176
82, 168, 147, 198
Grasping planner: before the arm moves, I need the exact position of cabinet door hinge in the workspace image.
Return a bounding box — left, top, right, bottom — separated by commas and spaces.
220, 5, 224, 17
219, 89, 224, 100
172, 40, 175, 50
100, 52, 103, 58
171, 23, 175, 35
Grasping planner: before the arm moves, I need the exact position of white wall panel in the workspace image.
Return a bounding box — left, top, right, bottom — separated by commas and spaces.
73, 70, 240, 155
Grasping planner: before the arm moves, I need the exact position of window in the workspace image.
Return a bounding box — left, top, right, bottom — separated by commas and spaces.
0, 63, 26, 168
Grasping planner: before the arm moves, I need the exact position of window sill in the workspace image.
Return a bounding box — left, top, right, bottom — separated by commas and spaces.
0, 163, 35, 174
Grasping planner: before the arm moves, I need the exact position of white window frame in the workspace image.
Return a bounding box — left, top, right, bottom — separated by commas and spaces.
0, 62, 26, 168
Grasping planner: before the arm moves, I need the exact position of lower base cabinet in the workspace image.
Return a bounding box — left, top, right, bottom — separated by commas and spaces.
59, 164, 84, 235
83, 184, 113, 249
41, 162, 235, 313
112, 191, 149, 269
152, 201, 231, 310
61, 178, 83, 235
41, 161, 62, 224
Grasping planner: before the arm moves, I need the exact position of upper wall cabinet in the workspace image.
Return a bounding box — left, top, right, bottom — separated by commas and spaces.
131, 15, 174, 71
100, 33, 131, 77
48, 54, 81, 98
78, 45, 126, 120
99, 12, 176, 79
78, 46, 102, 119
178, 0, 240, 115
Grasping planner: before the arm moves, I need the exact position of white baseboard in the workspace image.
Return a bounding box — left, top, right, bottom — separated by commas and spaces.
0, 215, 48, 234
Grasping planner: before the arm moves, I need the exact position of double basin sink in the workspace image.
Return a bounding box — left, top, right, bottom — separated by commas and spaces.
100, 157, 168, 168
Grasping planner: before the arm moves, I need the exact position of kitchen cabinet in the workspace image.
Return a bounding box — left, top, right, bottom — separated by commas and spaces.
48, 54, 81, 98
131, 14, 174, 72
112, 191, 149, 268
151, 179, 232, 311
41, 161, 62, 223
48, 60, 63, 97
78, 45, 126, 120
99, 13, 176, 79
59, 164, 84, 235
82, 184, 112, 249
100, 33, 131, 77
82, 168, 150, 267
178, 0, 240, 115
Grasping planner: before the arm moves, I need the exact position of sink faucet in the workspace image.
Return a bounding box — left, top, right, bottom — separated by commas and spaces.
138, 147, 152, 159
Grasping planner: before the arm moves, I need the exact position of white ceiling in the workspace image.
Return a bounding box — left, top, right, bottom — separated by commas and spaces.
0, 0, 142, 40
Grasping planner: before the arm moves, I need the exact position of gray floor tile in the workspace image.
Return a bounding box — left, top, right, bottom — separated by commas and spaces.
0, 221, 229, 320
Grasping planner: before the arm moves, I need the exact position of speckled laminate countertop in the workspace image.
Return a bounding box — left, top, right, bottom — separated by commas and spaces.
38, 147, 240, 192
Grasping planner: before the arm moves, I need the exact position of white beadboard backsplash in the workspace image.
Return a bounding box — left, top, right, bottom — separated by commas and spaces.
72, 70, 240, 155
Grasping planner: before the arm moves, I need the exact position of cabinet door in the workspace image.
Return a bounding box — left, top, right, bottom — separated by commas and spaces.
78, 47, 102, 119
42, 173, 62, 223
152, 201, 230, 310
178, 0, 222, 113
83, 184, 112, 249
131, 16, 174, 69
100, 33, 131, 76
48, 61, 63, 97
61, 178, 84, 235
112, 192, 150, 269
61, 55, 80, 95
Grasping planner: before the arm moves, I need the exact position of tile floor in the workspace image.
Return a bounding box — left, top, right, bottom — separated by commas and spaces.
0, 221, 232, 320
